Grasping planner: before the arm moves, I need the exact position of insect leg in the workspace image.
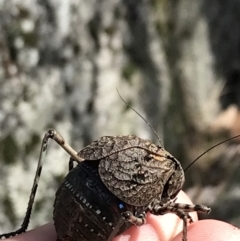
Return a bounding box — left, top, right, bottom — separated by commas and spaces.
150, 202, 210, 215
149, 205, 190, 241
69, 159, 74, 171
107, 211, 146, 241
68, 158, 80, 171
0, 129, 84, 239
121, 211, 146, 226
167, 203, 211, 214
174, 210, 190, 241
150, 202, 210, 241
107, 217, 125, 241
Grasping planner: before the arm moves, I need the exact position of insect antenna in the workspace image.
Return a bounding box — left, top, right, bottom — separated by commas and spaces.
117, 88, 163, 146
184, 134, 240, 172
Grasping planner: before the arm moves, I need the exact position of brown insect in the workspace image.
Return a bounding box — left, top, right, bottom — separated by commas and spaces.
0, 128, 211, 241
3, 90, 228, 241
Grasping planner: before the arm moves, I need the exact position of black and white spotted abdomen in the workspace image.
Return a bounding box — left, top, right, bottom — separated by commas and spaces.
53, 161, 134, 241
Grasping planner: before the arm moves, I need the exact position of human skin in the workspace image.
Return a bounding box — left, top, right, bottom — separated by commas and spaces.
4, 191, 240, 241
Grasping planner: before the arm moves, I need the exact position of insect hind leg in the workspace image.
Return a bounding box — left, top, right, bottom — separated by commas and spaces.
0, 129, 84, 239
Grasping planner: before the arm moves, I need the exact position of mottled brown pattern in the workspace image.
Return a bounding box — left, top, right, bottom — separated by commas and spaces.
79, 135, 185, 206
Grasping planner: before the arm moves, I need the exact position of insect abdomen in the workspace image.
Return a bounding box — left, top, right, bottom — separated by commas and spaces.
53, 162, 132, 241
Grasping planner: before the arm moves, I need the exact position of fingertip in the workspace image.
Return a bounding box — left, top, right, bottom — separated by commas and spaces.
147, 191, 198, 241
171, 220, 240, 241
114, 191, 198, 241
174, 191, 198, 222
6, 223, 56, 241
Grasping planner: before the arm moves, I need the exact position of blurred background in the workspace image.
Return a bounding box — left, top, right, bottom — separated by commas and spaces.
0, 0, 240, 234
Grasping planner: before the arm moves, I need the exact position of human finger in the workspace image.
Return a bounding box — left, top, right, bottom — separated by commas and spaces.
4, 223, 56, 241
171, 219, 240, 241
113, 191, 198, 241
4, 191, 197, 241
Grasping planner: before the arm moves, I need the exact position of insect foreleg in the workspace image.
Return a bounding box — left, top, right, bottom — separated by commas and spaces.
121, 211, 146, 226
149, 201, 211, 241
